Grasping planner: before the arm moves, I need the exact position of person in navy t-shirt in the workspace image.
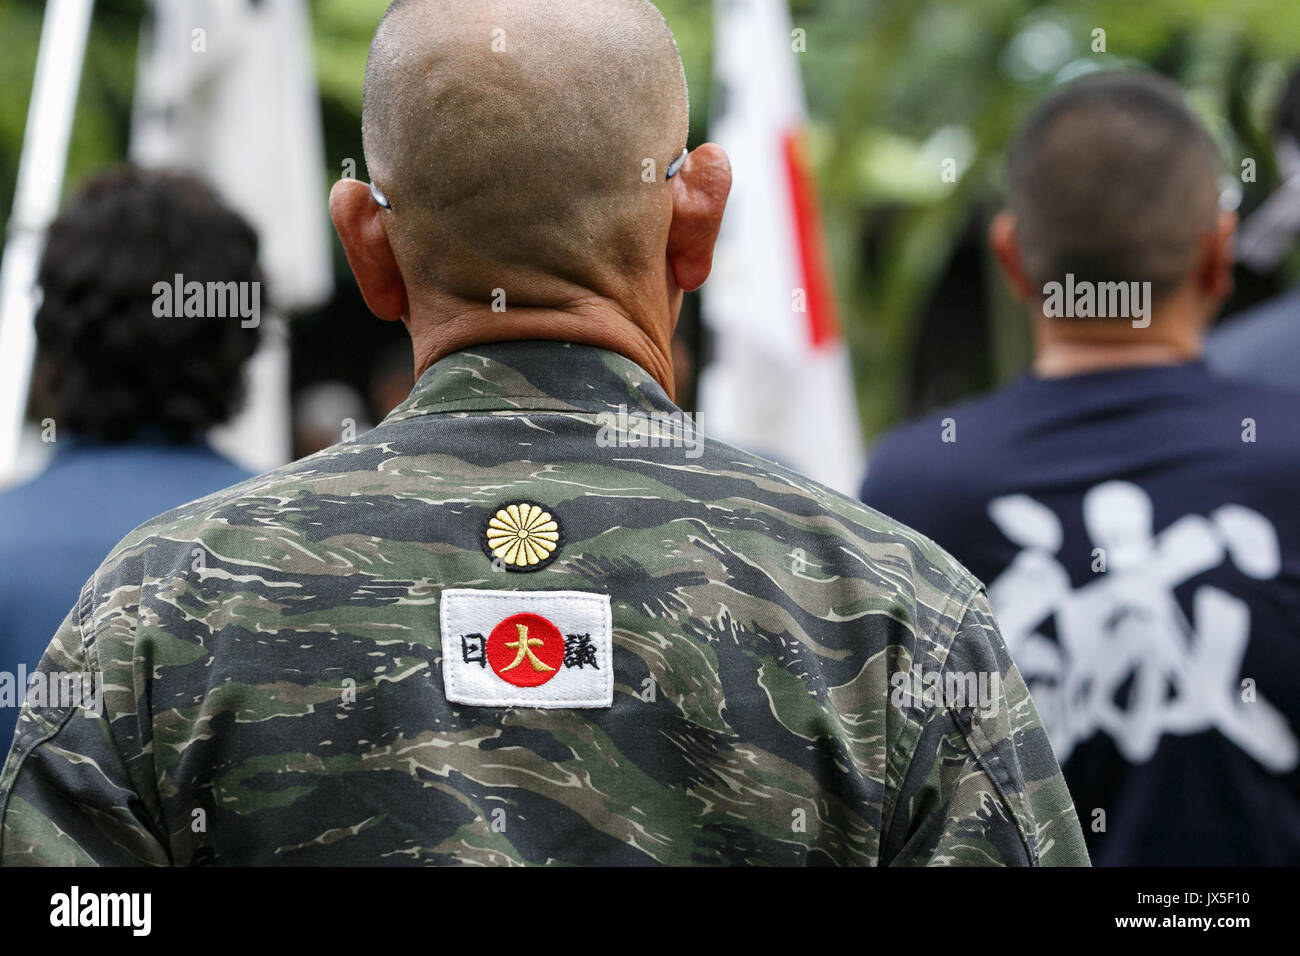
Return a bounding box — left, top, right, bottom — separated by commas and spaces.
861, 72, 1300, 865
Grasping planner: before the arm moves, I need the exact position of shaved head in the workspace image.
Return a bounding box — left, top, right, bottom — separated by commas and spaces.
362, 0, 689, 301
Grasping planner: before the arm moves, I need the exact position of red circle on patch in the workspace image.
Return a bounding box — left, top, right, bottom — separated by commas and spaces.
487, 613, 566, 687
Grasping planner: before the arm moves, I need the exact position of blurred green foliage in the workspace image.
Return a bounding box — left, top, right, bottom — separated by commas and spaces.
801, 0, 1300, 434
2, 0, 1298, 438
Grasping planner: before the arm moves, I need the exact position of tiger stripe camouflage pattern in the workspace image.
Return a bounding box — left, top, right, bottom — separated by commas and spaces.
0, 341, 1089, 866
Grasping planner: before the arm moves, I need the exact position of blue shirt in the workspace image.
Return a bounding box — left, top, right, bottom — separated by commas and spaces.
0, 440, 251, 751
860, 362, 1300, 865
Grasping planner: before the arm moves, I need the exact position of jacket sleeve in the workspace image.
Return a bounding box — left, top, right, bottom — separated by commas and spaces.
884, 587, 1091, 866
0, 585, 170, 867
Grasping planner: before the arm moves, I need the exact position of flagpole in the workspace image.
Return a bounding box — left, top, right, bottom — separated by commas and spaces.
0, 0, 96, 484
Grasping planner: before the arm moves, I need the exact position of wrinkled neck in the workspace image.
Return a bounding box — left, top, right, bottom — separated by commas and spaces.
404, 293, 677, 400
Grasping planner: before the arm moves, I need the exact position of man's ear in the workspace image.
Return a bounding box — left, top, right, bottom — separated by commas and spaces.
1195, 208, 1237, 304
666, 144, 733, 293
989, 210, 1034, 301
329, 178, 409, 322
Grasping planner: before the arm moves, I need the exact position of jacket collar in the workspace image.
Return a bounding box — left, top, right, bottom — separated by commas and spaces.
382, 340, 678, 423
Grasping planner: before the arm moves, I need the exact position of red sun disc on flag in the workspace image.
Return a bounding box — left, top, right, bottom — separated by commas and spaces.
486, 613, 566, 687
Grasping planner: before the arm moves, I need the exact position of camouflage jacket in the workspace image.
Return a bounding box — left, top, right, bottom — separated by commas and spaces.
0, 341, 1088, 866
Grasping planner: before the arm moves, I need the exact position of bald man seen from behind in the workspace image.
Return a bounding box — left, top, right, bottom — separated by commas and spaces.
0, 0, 1087, 866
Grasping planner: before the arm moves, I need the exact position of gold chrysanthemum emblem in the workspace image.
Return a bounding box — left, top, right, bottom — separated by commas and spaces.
485, 503, 561, 569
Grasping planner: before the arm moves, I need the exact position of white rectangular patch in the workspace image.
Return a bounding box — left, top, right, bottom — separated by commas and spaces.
440, 589, 613, 708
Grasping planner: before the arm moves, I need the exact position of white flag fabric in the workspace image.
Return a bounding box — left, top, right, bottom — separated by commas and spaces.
130, 0, 333, 472
700, 0, 863, 495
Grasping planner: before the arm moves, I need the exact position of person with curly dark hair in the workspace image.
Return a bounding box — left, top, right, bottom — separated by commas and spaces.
0, 165, 261, 748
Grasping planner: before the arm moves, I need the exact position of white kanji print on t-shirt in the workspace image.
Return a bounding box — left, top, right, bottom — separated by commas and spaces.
986, 480, 1298, 771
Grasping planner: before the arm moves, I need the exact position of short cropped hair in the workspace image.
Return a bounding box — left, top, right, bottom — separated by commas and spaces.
35, 165, 262, 442
359, 0, 689, 297
1007, 71, 1222, 303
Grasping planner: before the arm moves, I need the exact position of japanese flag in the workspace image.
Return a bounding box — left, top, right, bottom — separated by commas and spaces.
699, 0, 863, 494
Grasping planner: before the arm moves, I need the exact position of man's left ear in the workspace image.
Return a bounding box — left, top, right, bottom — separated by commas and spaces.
1197, 208, 1237, 303
329, 178, 409, 322
666, 144, 733, 292
989, 210, 1034, 301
